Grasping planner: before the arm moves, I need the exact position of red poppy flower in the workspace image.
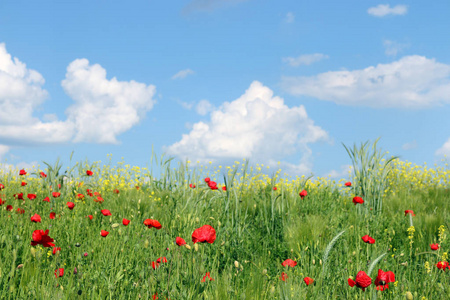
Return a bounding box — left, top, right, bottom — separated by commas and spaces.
361, 235, 375, 244
67, 202, 75, 210
304, 277, 314, 286
189, 184, 196, 188
19, 169, 27, 176
176, 237, 186, 246
156, 257, 167, 264
281, 259, 297, 267
16, 208, 25, 214
404, 210, 415, 216
0, 183, 4, 190
55, 268, 64, 278
87, 215, 93, 220
204, 177, 210, 183
374, 269, 395, 291
101, 209, 112, 216
345, 182, 352, 187
273, 186, 277, 191
135, 185, 140, 190
430, 243, 440, 251
27, 194, 37, 200
31, 229, 55, 247
40, 171, 47, 178
94, 191, 101, 196
52, 246, 61, 255
21, 181, 27, 186
6, 205, 13, 211
94, 196, 104, 203
202, 272, 214, 282
43, 196, 50, 202
222, 186, 227, 191
49, 212, 56, 219
144, 219, 162, 229
86, 189, 93, 197
100, 230, 109, 237
192, 225, 216, 244
14, 192, 24, 200
208, 180, 218, 190
280, 272, 288, 281
352, 196, 364, 205
152, 261, 159, 269
0, 198, 4, 205
52, 192, 61, 198
30, 213, 41, 223
436, 261, 449, 270
348, 271, 372, 291
86, 170, 93, 176
122, 218, 130, 226
114, 189, 120, 194
299, 190, 307, 199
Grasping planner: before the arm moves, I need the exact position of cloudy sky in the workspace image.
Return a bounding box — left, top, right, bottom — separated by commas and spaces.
0, 0, 449, 177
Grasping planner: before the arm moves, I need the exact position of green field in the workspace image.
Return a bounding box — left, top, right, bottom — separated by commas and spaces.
0, 152, 449, 299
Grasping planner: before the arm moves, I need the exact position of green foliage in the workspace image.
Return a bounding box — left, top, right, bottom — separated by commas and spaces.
343, 138, 398, 214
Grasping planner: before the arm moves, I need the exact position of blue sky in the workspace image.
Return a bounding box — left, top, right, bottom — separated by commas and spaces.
0, 0, 449, 178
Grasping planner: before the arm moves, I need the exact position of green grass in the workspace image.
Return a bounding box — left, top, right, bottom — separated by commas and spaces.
0, 158, 449, 299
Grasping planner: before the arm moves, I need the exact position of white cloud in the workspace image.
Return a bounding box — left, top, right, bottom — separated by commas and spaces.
436, 138, 450, 157
0, 43, 157, 148
402, 140, 417, 150
195, 99, 214, 115
0, 43, 48, 125
62, 58, 156, 144
182, 0, 249, 14
383, 40, 409, 57
285, 12, 295, 23
283, 53, 329, 67
167, 81, 328, 174
172, 69, 195, 80
368, 4, 408, 17
281, 55, 450, 108
0, 145, 9, 161
325, 164, 352, 179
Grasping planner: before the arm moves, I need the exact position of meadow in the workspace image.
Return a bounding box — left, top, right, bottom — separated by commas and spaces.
0, 148, 450, 299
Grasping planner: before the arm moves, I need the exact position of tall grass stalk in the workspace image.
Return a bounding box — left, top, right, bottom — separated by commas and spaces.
343, 138, 398, 214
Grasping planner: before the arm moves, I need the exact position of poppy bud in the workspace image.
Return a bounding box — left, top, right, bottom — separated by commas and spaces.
234, 261, 239, 268
185, 245, 191, 250
111, 223, 120, 229
194, 243, 199, 251
262, 269, 267, 275
30, 247, 36, 257
312, 259, 315, 265
405, 291, 413, 300
144, 240, 149, 248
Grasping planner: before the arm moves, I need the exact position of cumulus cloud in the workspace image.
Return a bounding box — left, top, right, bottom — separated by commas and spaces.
368, 4, 408, 17
281, 55, 450, 108
166, 81, 328, 174
402, 140, 417, 150
283, 53, 329, 67
383, 40, 409, 57
182, 0, 249, 14
285, 12, 295, 23
0, 43, 157, 148
195, 99, 214, 115
436, 138, 450, 157
325, 164, 352, 179
0, 145, 9, 161
62, 59, 156, 143
0, 43, 48, 125
172, 69, 195, 80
